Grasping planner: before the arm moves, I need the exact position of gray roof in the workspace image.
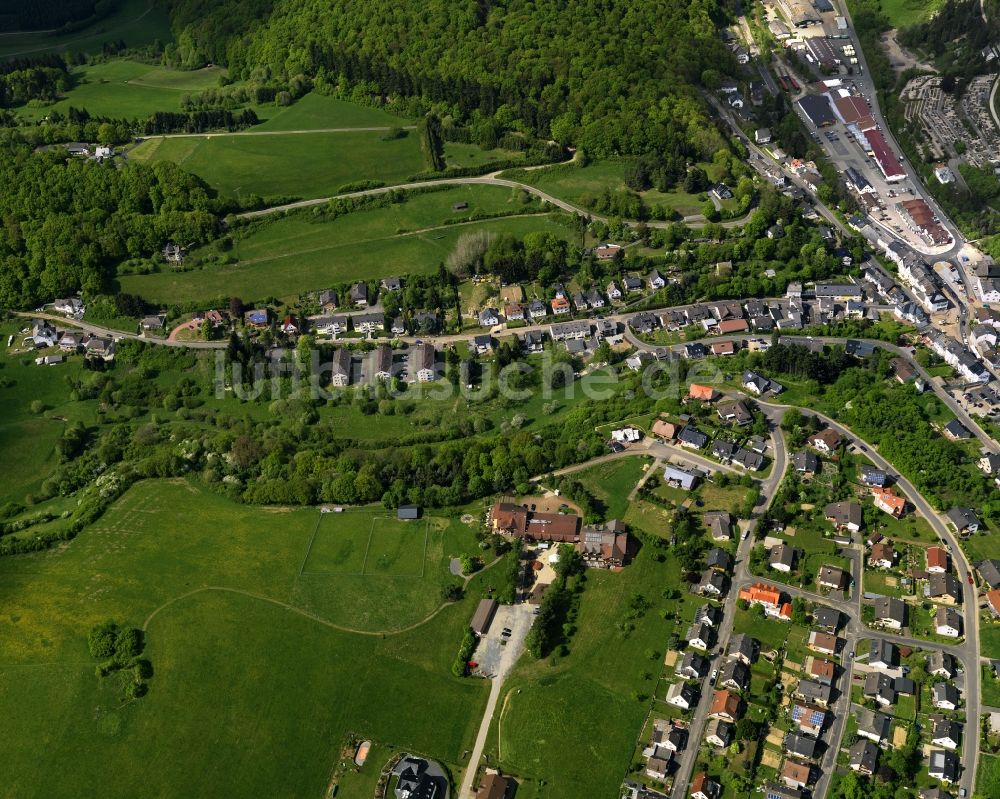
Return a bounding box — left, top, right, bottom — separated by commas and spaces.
874, 596, 907, 624
812, 606, 840, 631
784, 732, 817, 758
795, 679, 832, 705
855, 707, 891, 741
718, 659, 750, 690
945, 507, 980, 531
978, 559, 1000, 589
727, 633, 758, 663
868, 639, 897, 667
849, 738, 879, 772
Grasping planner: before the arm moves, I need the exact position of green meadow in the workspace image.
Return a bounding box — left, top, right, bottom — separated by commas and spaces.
254, 93, 414, 131
127, 128, 427, 201
17, 60, 226, 121
0, 0, 173, 59
568, 455, 652, 520
120, 185, 574, 304
0, 479, 491, 797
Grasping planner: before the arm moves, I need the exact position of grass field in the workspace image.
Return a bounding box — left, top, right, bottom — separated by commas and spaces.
0, 479, 490, 797
569, 456, 651, 520
878, 0, 944, 27
977, 754, 1000, 799
0, 0, 173, 59
444, 141, 526, 169
128, 128, 427, 201
510, 159, 723, 217
17, 60, 226, 120
120, 187, 573, 304
982, 624, 1000, 660
485, 549, 683, 798
254, 93, 414, 131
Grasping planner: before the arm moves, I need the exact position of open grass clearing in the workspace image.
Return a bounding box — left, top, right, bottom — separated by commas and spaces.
508, 159, 724, 217
977, 754, 1000, 799
253, 93, 414, 131
0, 0, 172, 59
877, 0, 944, 27
121, 203, 573, 305
17, 60, 225, 121
127, 128, 426, 201
444, 141, 526, 168
568, 455, 651, 519
486, 549, 683, 798
0, 478, 490, 797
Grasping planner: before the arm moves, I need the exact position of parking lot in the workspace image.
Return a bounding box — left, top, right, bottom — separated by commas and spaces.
473, 603, 534, 679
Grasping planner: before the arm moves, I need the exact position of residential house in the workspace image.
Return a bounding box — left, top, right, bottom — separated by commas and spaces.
666, 681, 697, 710
825, 501, 863, 533
919, 789, 954, 799
372, 344, 394, 382
652, 420, 679, 441
350, 282, 368, 307
872, 487, 906, 517
931, 719, 961, 750
645, 755, 670, 781
504, 302, 524, 321
793, 451, 819, 475
58, 331, 83, 351
794, 679, 832, 708
380, 276, 402, 292
764, 784, 802, 799
927, 750, 958, 783
855, 708, 891, 744
694, 603, 723, 628
318, 289, 338, 313
769, 543, 797, 573
696, 569, 727, 597
706, 547, 733, 573
727, 633, 758, 666
717, 400, 752, 425
932, 683, 960, 711
738, 583, 792, 619
314, 315, 348, 336
781, 761, 811, 791
860, 466, 888, 487
710, 340, 736, 357
808, 428, 842, 453
926, 546, 949, 574
927, 573, 962, 605
550, 320, 592, 342
783, 732, 817, 760
83, 337, 115, 360
623, 276, 643, 293
869, 541, 896, 569
813, 606, 841, 633
413, 344, 436, 382
712, 440, 736, 463
691, 773, 720, 799
519, 330, 545, 353
606, 281, 622, 300
571, 292, 588, 311
704, 511, 733, 541
245, 308, 269, 329
874, 596, 906, 630
708, 690, 743, 723
817, 565, 847, 591
550, 296, 571, 315
677, 651, 709, 680
849, 739, 879, 776
478, 308, 501, 327
53, 297, 84, 317
688, 384, 718, 402
329, 349, 352, 387
943, 420, 971, 441
586, 289, 605, 309
354, 312, 384, 335
678, 426, 709, 450
665, 466, 700, 492
807, 631, 838, 656
391, 317, 407, 336
978, 560, 1000, 589
704, 719, 733, 748
863, 672, 897, 706
807, 657, 835, 686
791, 703, 826, 736
629, 312, 658, 334
685, 622, 717, 651
718, 659, 750, 691
649, 269, 666, 290
527, 299, 547, 321
868, 639, 898, 671
927, 651, 956, 679
945, 507, 980, 535
476, 773, 514, 799
743, 370, 776, 395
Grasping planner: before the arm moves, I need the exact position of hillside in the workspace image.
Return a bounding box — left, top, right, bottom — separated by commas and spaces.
162, 0, 732, 158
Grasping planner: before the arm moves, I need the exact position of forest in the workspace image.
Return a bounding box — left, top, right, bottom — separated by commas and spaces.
161, 0, 734, 158
0, 0, 114, 33
0, 136, 222, 309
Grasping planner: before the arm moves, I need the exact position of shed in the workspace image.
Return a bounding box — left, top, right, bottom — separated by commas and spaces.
471, 598, 499, 637
397, 505, 421, 520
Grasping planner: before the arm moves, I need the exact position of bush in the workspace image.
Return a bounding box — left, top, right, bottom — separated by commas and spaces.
87, 621, 119, 659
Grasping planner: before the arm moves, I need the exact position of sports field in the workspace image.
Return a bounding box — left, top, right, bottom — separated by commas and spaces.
128, 129, 427, 201
0, 0, 173, 59
0, 479, 490, 797
17, 60, 226, 120
119, 186, 573, 304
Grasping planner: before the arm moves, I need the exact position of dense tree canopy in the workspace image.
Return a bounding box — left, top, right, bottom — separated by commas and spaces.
164, 0, 733, 157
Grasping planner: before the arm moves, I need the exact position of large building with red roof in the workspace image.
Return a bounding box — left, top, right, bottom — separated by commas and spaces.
861, 129, 906, 182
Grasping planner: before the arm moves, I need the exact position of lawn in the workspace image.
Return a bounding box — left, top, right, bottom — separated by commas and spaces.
254, 92, 414, 131
982, 624, 1000, 660
485, 549, 683, 799
444, 141, 526, 169
569, 456, 651, 520
127, 128, 426, 201
17, 60, 226, 120
981, 664, 1000, 707
0, 0, 173, 59
877, 0, 944, 27
0, 479, 490, 797
120, 196, 572, 305
510, 159, 723, 217
978, 754, 1000, 799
